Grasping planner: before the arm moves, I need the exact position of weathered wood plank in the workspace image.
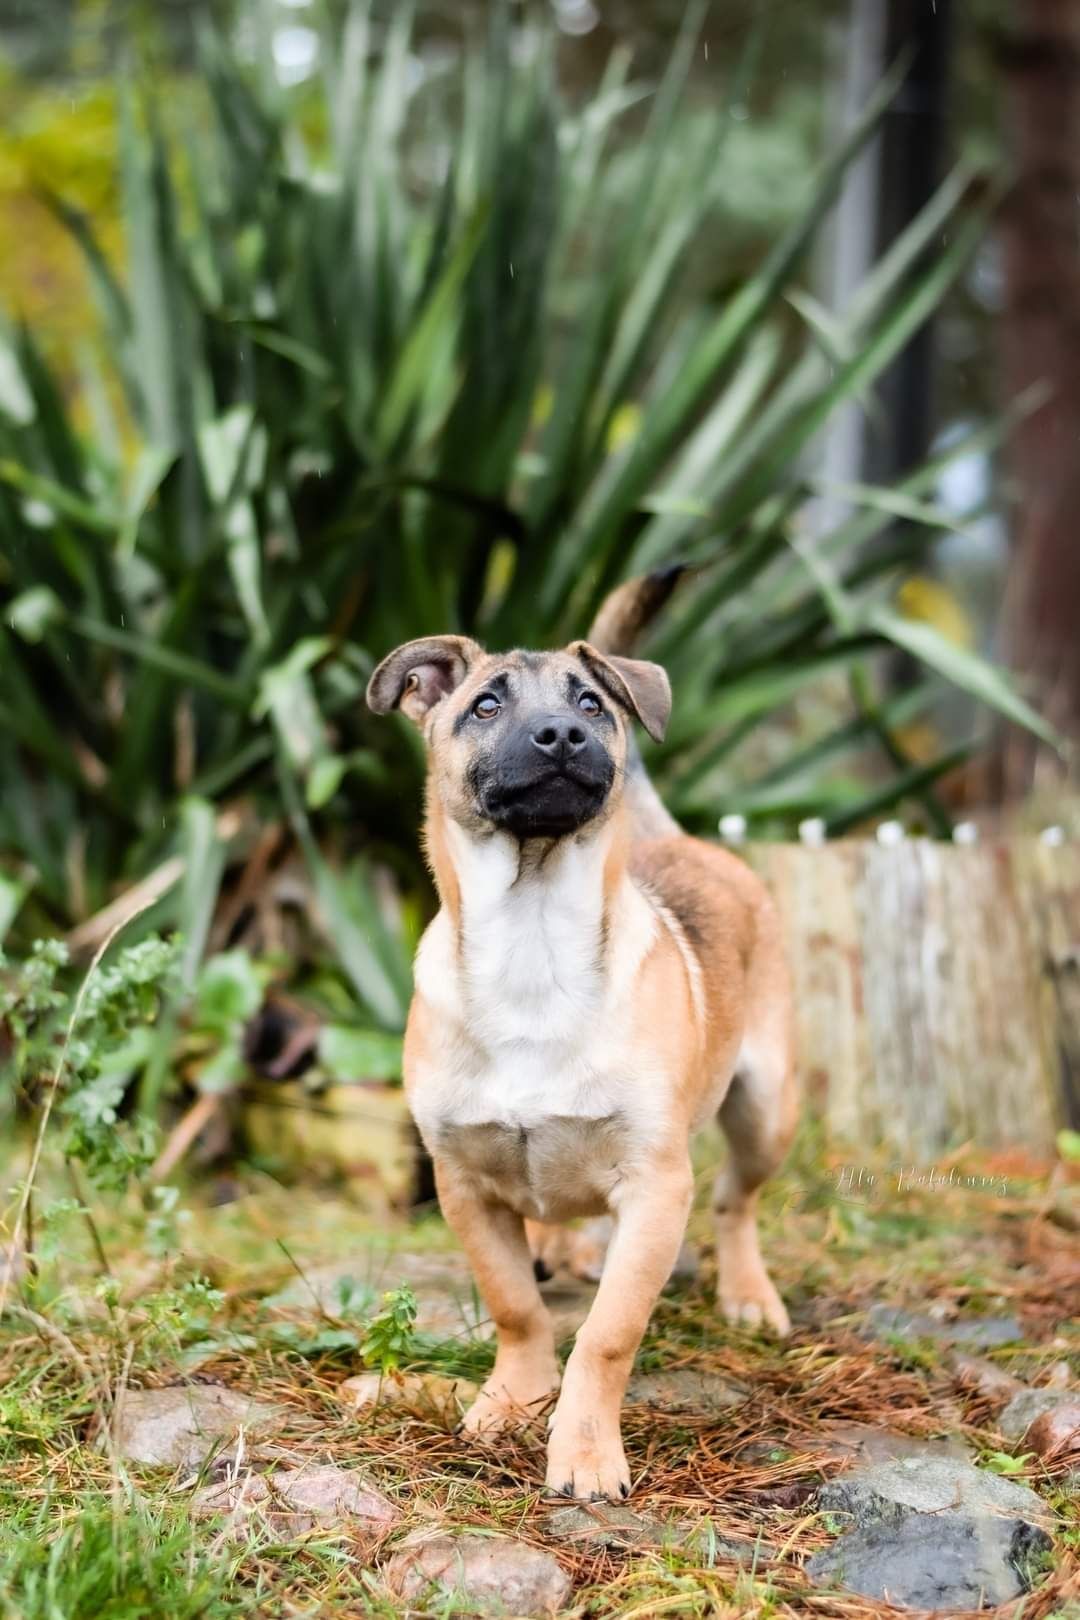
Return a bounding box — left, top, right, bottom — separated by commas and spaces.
746, 838, 1074, 1159
1015, 839, 1080, 1130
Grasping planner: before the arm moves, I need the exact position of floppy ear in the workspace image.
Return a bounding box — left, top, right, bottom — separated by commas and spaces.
367, 635, 483, 727
569, 641, 671, 743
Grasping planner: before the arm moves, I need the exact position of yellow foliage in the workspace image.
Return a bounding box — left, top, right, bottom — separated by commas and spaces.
0, 70, 121, 365
531, 381, 554, 428
605, 400, 641, 452
896, 575, 973, 649
894, 719, 945, 765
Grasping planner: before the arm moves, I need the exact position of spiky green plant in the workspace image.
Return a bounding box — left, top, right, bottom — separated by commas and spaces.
0, 4, 1052, 1024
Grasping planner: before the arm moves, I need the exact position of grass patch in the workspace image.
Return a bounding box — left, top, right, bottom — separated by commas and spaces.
0, 1135, 1076, 1618
0, 1497, 243, 1620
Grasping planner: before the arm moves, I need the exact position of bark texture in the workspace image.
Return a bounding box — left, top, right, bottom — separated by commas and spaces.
996, 0, 1080, 792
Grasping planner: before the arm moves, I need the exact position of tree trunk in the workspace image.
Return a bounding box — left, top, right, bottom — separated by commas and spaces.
996, 0, 1080, 796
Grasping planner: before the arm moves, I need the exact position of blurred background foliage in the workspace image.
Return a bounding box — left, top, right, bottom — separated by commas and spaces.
0, 0, 1057, 1084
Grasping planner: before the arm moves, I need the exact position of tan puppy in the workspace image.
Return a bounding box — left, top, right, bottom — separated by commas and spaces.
366, 576, 797, 1501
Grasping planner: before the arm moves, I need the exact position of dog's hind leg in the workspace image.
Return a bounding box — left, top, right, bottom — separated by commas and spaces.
526, 1217, 611, 1283
714, 992, 797, 1335
528, 1216, 695, 1288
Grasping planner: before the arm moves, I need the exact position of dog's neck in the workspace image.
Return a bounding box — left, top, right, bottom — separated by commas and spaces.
427, 794, 627, 963
417, 797, 661, 1055
425, 804, 630, 1045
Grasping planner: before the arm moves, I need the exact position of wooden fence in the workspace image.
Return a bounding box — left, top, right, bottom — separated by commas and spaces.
745, 838, 1079, 1160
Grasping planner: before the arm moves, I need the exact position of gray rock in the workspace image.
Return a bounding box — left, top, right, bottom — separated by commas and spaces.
689, 1524, 770, 1564
268, 1241, 692, 1352
948, 1351, 1025, 1405
868, 1304, 1023, 1349
542, 1502, 753, 1560
818, 1453, 1050, 1528
338, 1369, 478, 1416
737, 1438, 793, 1466
0, 1244, 24, 1295
385, 1531, 571, 1617
999, 1386, 1075, 1442
543, 1502, 675, 1550
807, 1513, 1051, 1610
193, 1463, 399, 1543
1024, 1399, 1080, 1461
536, 1250, 696, 1341
1048, 1188, 1080, 1233
1042, 1360, 1073, 1389
110, 1385, 285, 1469
625, 1368, 748, 1415
809, 1421, 971, 1466
669, 1242, 700, 1283
266, 1250, 493, 1340
538, 1277, 596, 1342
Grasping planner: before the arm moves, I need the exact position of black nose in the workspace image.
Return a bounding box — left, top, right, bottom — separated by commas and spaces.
530, 715, 588, 761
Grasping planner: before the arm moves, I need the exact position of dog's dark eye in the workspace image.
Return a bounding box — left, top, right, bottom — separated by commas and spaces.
577, 690, 602, 717
472, 693, 501, 720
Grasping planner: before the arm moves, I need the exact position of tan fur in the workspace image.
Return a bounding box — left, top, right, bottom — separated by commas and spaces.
368, 594, 798, 1500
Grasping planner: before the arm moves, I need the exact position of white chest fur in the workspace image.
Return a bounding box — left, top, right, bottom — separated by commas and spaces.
410, 826, 667, 1194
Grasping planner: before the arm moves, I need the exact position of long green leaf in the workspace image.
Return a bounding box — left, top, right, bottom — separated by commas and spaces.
68, 614, 247, 704
825, 742, 975, 837
541, 54, 915, 613
871, 609, 1061, 748
177, 797, 226, 991
277, 759, 408, 1029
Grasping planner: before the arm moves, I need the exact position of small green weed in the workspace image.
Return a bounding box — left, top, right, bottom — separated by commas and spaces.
359, 1285, 419, 1378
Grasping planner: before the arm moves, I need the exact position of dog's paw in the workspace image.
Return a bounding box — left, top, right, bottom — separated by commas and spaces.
545, 1430, 631, 1501
460, 1380, 555, 1437
718, 1270, 790, 1336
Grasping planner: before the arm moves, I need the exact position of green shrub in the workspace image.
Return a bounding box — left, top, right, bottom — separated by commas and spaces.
0, 4, 1051, 1018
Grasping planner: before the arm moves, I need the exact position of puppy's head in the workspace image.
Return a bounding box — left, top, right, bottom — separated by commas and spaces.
366, 636, 670, 840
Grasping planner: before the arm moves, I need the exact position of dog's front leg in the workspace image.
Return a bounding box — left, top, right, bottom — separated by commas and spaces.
434, 1160, 559, 1434
546, 1156, 693, 1499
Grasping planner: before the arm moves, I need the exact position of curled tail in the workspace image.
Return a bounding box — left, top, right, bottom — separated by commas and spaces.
586, 568, 686, 842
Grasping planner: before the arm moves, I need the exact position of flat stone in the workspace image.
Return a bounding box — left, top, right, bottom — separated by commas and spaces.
948, 1352, 1024, 1405
269, 1241, 694, 1353
818, 1453, 1050, 1529
339, 1370, 478, 1417
535, 1219, 697, 1288
807, 1513, 1051, 1611
265, 1250, 493, 1340
539, 1277, 596, 1341
384, 1531, 571, 1618
808, 1421, 971, 1466
0, 1244, 24, 1293
868, 1304, 1023, 1349
543, 1503, 761, 1561
1000, 1386, 1077, 1443
536, 1253, 695, 1342
737, 1438, 792, 1466
1025, 1401, 1080, 1461
669, 1242, 700, 1282
193, 1463, 399, 1543
543, 1502, 672, 1550
1048, 1189, 1080, 1233
625, 1368, 748, 1415
110, 1385, 285, 1469
688, 1524, 769, 1563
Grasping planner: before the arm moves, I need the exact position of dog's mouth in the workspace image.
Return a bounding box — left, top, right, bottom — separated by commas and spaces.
478, 763, 612, 839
